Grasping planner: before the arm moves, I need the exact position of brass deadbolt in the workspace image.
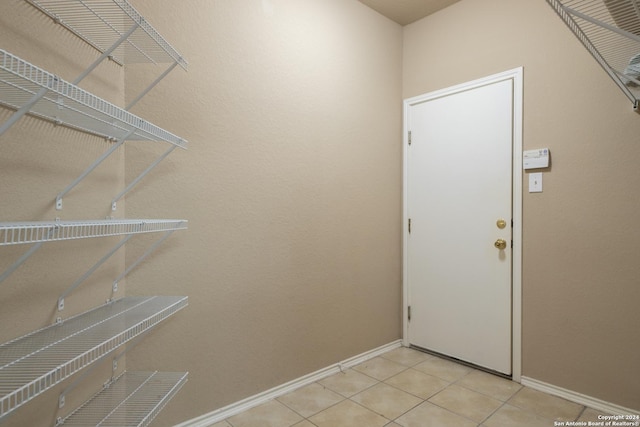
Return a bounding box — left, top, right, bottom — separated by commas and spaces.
496, 219, 507, 229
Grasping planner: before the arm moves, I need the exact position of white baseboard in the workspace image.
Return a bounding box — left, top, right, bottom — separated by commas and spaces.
175, 340, 403, 427
521, 376, 639, 416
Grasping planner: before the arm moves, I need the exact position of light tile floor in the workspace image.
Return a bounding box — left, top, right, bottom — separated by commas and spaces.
211, 347, 607, 427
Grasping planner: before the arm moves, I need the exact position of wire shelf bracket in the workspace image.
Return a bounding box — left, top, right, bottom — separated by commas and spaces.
111, 228, 180, 293
111, 144, 177, 211
56, 371, 188, 427
26, 0, 188, 108
547, 0, 640, 111
0, 219, 188, 285
58, 234, 132, 312
0, 296, 188, 420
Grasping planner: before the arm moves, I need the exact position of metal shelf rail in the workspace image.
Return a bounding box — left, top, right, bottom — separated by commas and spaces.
0, 219, 188, 286
547, 0, 640, 110
0, 296, 188, 420
56, 371, 188, 427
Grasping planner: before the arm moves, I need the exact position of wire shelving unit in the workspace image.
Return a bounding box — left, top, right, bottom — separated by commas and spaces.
1, 2, 190, 424
56, 371, 188, 427
547, 0, 640, 109
0, 296, 188, 420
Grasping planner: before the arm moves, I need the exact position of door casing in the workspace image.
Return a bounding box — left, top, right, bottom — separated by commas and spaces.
402, 67, 523, 382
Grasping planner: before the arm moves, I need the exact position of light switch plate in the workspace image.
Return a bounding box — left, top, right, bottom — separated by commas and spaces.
529, 172, 542, 193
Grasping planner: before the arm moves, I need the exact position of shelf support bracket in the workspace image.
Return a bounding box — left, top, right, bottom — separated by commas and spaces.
72, 21, 140, 85
0, 226, 58, 284
0, 86, 51, 137
0, 241, 45, 285
111, 226, 182, 293
56, 130, 133, 210
58, 233, 135, 311
126, 60, 179, 110
111, 145, 177, 211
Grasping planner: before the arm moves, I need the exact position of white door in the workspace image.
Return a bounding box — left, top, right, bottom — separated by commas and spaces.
405, 76, 515, 375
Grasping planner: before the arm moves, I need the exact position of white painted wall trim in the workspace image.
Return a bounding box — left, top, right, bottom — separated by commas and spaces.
402, 67, 524, 383
175, 340, 402, 427
521, 376, 640, 416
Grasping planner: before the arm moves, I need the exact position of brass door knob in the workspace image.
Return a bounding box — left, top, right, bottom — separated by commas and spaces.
494, 239, 507, 250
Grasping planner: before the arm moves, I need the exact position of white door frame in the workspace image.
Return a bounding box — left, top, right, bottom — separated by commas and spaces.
402, 67, 523, 382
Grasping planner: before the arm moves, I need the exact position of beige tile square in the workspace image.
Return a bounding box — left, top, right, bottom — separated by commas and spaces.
577, 407, 611, 422
508, 387, 583, 421
293, 421, 317, 427
385, 368, 449, 399
412, 357, 471, 382
277, 382, 344, 418
429, 384, 502, 423
385, 423, 402, 427
482, 403, 551, 427
456, 370, 522, 401
318, 369, 379, 397
353, 356, 408, 381
395, 401, 477, 427
227, 400, 303, 427
308, 399, 389, 427
351, 382, 423, 420
381, 347, 432, 367
209, 422, 232, 427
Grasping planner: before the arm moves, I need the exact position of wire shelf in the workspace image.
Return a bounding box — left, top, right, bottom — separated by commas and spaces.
26, 0, 187, 70
58, 371, 187, 427
547, 0, 640, 108
0, 296, 188, 419
0, 219, 188, 246
0, 49, 187, 145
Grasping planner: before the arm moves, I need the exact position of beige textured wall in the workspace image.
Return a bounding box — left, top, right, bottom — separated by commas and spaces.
403, 0, 640, 411
0, 1, 126, 426
123, 0, 403, 424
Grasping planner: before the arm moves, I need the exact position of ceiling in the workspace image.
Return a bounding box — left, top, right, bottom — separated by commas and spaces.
357, 0, 461, 25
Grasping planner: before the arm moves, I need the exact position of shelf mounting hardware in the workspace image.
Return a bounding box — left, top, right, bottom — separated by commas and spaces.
111, 145, 177, 211
111, 226, 184, 294
58, 234, 135, 312
0, 225, 58, 284
126, 60, 180, 110
72, 21, 140, 85
56, 135, 129, 210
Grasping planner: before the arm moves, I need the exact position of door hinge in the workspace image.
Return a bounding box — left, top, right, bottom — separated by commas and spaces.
408, 218, 411, 234
408, 131, 412, 146
408, 306, 411, 321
